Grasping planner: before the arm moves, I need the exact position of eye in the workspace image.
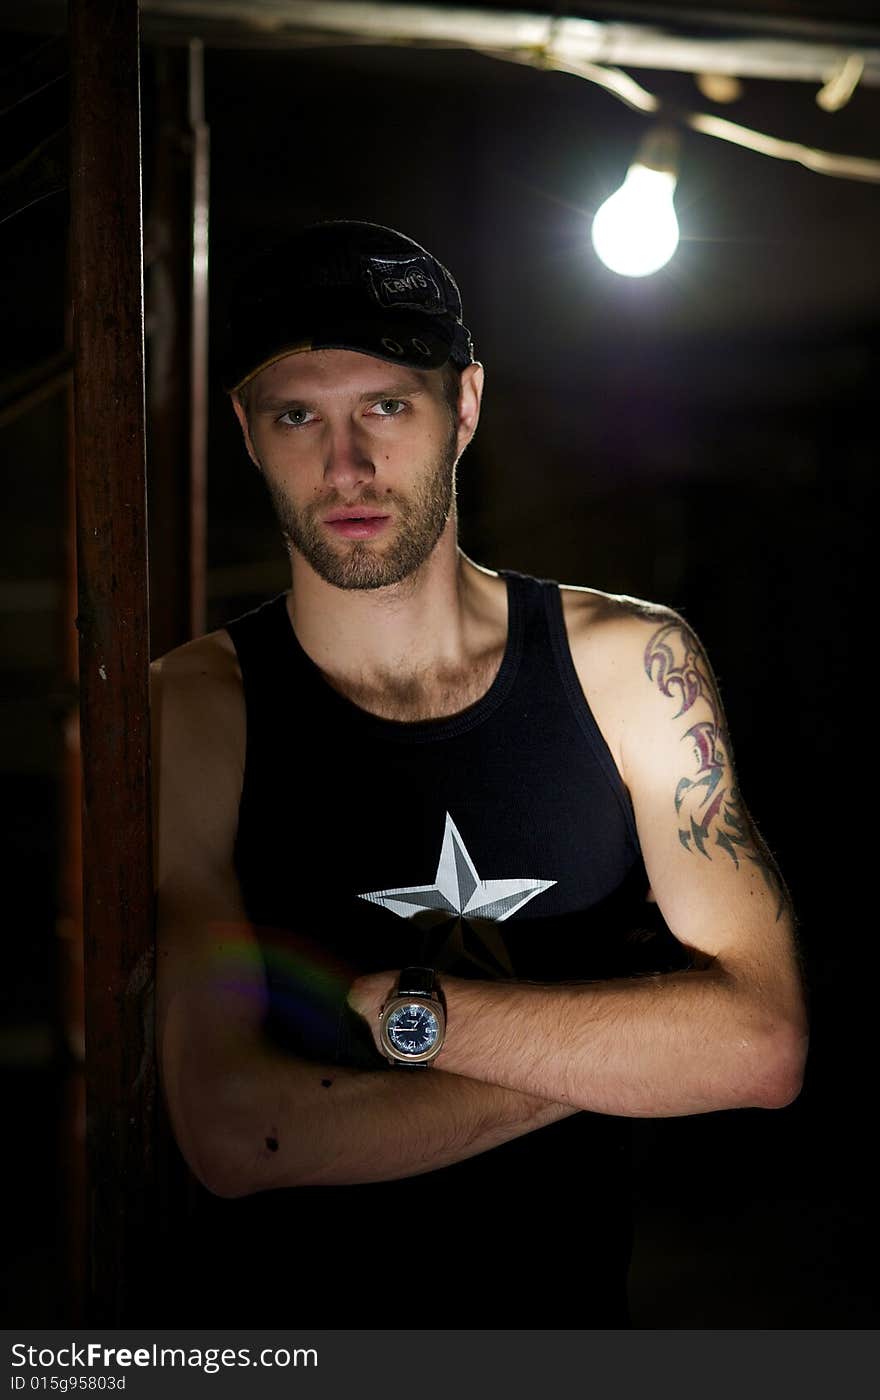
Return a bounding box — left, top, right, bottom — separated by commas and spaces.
277, 407, 316, 428
371, 398, 407, 417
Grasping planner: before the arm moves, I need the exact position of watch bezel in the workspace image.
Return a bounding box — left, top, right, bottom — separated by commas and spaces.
379, 993, 447, 1065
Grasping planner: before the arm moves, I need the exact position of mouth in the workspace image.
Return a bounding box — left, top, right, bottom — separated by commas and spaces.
323, 510, 391, 540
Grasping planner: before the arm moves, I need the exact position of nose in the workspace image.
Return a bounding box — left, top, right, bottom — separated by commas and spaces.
322, 420, 376, 494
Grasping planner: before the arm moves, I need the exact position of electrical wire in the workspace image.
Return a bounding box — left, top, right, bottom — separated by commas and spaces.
684, 110, 880, 182
477, 44, 660, 114
474, 41, 880, 183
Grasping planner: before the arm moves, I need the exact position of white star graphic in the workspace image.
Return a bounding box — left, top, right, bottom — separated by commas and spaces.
358, 812, 556, 923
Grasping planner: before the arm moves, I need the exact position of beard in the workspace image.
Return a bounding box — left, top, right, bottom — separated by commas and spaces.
260, 421, 459, 591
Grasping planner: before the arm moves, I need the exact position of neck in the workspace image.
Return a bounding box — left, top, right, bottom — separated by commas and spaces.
285, 522, 501, 687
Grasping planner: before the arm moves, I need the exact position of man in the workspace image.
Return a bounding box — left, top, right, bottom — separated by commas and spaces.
151, 220, 807, 1328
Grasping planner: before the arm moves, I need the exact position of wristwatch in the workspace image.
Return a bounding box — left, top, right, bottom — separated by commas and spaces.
378, 967, 447, 1068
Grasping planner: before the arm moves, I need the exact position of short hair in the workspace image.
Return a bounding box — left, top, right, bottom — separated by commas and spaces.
439, 360, 460, 419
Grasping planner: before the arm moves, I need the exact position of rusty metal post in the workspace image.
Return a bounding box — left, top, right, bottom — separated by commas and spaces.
68, 0, 156, 1323
146, 38, 209, 656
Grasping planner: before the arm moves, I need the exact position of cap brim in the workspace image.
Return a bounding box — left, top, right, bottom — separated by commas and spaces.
224, 319, 454, 393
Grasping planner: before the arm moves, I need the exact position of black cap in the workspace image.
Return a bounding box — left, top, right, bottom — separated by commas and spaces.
221, 219, 475, 392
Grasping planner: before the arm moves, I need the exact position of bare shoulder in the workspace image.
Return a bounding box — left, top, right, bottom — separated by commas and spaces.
559, 581, 679, 640
556, 583, 691, 777
558, 581, 688, 684
149, 627, 246, 893
151, 626, 241, 684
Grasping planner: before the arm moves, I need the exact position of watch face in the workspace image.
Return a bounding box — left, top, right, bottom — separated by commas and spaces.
386, 1002, 440, 1058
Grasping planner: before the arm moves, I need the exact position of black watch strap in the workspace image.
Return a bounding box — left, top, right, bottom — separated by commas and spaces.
397, 966, 437, 997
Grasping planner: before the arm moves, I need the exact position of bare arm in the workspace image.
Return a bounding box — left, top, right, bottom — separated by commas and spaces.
152, 640, 576, 1200
180, 985, 577, 1198
348, 608, 808, 1116
352, 963, 802, 1118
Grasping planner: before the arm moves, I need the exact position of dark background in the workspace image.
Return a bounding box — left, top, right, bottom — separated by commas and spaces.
1, 0, 877, 1326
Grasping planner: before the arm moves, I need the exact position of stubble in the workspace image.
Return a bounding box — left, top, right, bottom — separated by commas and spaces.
260, 421, 459, 591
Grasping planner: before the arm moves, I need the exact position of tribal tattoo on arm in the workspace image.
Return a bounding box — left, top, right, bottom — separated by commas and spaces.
644, 619, 787, 921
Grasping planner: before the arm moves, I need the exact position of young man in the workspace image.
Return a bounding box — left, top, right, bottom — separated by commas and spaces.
151, 220, 807, 1328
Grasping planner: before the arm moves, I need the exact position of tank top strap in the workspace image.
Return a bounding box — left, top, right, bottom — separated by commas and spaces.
497, 566, 564, 678
224, 591, 287, 663
223, 591, 297, 724
497, 568, 640, 849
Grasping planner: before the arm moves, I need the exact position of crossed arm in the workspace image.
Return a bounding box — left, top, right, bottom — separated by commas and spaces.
154, 608, 808, 1200
161, 965, 580, 1198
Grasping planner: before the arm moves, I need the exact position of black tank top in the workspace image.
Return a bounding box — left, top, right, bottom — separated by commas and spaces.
179, 570, 689, 1329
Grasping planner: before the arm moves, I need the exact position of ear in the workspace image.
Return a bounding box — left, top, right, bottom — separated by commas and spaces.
455, 361, 485, 455
230, 392, 262, 471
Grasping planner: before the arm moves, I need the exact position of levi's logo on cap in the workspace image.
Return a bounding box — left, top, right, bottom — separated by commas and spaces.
364, 255, 446, 315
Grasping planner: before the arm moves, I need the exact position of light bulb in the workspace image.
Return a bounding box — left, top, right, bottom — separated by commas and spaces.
591, 128, 681, 278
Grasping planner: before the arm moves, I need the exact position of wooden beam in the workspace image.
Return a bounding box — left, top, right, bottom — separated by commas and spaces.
9, 1, 880, 80
136, 4, 880, 85
69, 0, 157, 1324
